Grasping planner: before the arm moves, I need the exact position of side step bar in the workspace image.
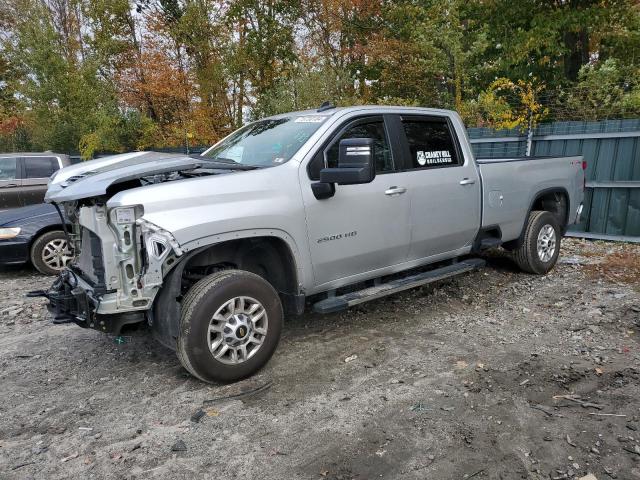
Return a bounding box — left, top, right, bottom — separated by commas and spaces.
312, 258, 486, 314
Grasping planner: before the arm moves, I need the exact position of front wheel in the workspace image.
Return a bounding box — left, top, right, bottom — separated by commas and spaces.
513, 210, 561, 274
177, 270, 283, 383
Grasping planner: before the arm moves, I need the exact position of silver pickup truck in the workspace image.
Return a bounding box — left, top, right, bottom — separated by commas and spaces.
39, 105, 585, 383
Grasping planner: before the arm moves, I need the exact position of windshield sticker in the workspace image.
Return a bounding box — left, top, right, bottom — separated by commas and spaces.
224, 145, 244, 163
417, 150, 452, 166
295, 116, 327, 123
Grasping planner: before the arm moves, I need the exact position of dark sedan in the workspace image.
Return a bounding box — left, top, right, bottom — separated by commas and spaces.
0, 203, 73, 275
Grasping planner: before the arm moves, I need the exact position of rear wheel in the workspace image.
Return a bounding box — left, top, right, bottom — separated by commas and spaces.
513, 210, 561, 274
177, 270, 283, 383
30, 230, 73, 275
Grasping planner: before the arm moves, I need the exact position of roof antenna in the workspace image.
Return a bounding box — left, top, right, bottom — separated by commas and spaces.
317, 101, 335, 112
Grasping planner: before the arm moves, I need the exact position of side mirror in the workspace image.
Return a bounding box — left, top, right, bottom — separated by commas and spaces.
319, 138, 376, 185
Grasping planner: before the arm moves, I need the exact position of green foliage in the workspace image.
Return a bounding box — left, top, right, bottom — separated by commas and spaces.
466, 78, 547, 131
1, 0, 122, 153
79, 110, 157, 159
255, 64, 360, 117
562, 59, 640, 120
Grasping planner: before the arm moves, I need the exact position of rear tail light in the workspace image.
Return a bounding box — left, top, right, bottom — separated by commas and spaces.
582, 160, 587, 170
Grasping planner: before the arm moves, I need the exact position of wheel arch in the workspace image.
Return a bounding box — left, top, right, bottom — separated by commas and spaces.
28, 223, 72, 251
152, 233, 305, 351
184, 235, 300, 296
503, 187, 570, 250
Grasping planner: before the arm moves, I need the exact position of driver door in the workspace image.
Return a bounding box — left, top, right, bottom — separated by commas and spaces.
300, 116, 412, 289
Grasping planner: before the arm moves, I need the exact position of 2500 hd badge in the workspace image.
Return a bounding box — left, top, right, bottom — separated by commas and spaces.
317, 230, 358, 244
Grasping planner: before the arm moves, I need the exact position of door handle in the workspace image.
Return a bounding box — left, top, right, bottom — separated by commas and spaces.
459, 178, 476, 186
384, 186, 407, 196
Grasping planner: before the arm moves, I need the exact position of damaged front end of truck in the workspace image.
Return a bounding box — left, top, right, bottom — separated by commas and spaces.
44, 203, 184, 334
33, 152, 231, 335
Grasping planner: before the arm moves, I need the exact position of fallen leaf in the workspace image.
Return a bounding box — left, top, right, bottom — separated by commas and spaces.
61, 452, 79, 463
205, 408, 219, 417
595, 367, 604, 376
455, 360, 468, 370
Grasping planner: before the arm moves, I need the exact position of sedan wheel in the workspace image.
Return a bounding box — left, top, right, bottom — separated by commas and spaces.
31, 230, 74, 275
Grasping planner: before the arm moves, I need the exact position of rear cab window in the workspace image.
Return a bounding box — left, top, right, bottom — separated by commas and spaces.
400, 118, 461, 170
23, 157, 60, 178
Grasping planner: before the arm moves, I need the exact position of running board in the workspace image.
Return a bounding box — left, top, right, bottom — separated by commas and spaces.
312, 258, 486, 314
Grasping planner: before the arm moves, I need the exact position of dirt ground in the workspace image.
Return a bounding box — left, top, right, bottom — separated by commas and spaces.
1, 238, 639, 480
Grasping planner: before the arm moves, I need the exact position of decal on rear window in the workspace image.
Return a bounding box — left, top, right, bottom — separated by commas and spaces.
416, 150, 453, 166
402, 119, 460, 169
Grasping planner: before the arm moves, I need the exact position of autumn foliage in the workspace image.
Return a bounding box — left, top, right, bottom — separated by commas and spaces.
0, 0, 639, 157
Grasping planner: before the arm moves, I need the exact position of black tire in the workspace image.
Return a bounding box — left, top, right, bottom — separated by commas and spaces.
513, 210, 562, 274
30, 230, 73, 276
177, 269, 283, 383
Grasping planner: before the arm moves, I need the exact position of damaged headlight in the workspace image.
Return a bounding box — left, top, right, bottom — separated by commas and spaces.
0, 227, 21, 239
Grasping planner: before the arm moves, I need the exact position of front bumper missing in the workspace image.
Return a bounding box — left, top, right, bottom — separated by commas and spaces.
31, 269, 145, 335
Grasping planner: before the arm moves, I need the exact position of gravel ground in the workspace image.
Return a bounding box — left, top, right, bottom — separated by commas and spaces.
1, 239, 639, 480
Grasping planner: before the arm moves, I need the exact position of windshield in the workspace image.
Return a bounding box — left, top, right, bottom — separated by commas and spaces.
201, 115, 329, 167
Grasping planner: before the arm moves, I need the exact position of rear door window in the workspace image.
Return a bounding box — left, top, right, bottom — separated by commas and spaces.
24, 157, 59, 178
0, 157, 18, 180
401, 119, 460, 169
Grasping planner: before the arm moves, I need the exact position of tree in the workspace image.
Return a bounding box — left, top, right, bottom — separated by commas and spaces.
226, 0, 301, 119
471, 0, 640, 89
0, 0, 639, 156
562, 59, 640, 120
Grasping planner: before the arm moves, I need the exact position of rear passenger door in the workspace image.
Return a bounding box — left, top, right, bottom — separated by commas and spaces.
0, 157, 22, 210
20, 156, 60, 206
395, 115, 481, 261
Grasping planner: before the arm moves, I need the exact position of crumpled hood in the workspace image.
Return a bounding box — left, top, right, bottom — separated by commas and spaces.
46, 151, 206, 203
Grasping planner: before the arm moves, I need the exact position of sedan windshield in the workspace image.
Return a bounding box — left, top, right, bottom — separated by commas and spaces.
201, 115, 329, 167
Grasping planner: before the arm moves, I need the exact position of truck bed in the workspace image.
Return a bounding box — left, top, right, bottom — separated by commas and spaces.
477, 155, 584, 242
